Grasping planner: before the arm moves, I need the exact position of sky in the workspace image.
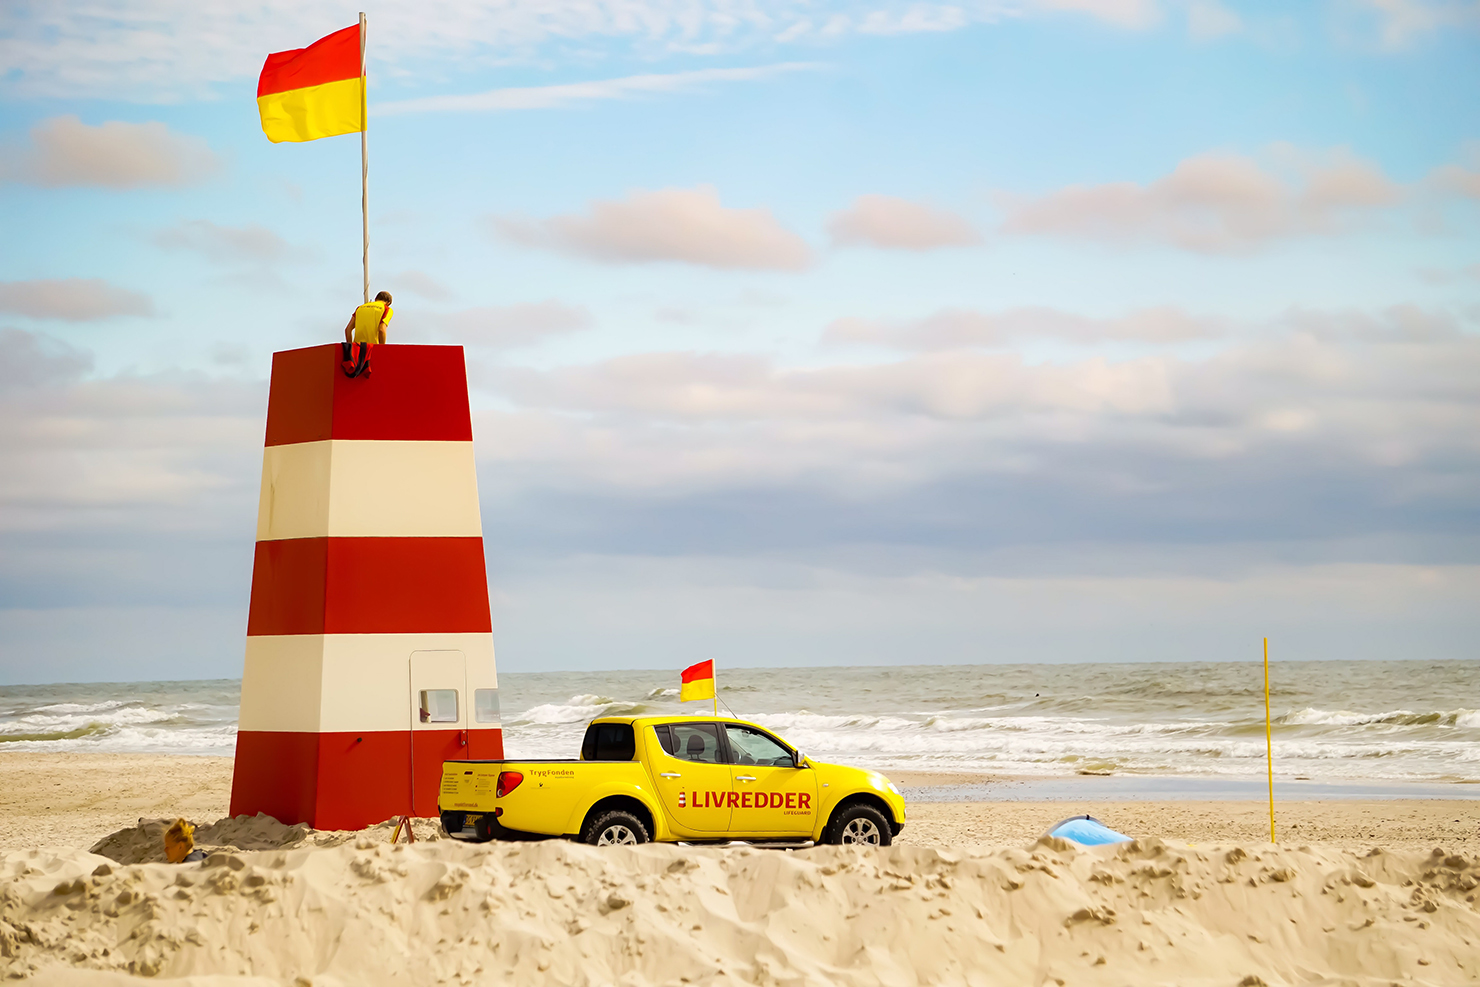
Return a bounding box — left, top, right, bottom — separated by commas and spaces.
1, 0, 1478, 684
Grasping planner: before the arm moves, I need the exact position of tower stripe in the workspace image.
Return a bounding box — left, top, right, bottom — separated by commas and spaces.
264, 344, 473, 446
247, 537, 493, 636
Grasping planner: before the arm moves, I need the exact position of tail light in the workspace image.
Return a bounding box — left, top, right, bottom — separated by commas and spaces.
496, 771, 523, 798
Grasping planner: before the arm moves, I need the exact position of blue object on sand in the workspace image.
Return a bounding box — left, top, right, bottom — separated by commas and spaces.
1047, 815, 1132, 846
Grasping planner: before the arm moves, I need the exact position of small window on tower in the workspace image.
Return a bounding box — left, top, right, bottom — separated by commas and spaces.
419, 689, 459, 723
474, 689, 499, 723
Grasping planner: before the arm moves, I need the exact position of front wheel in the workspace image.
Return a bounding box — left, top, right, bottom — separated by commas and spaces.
583, 810, 649, 846
826, 803, 892, 846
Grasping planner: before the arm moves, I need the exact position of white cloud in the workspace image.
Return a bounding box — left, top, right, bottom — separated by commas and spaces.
0, 116, 219, 188
388, 270, 455, 302
152, 221, 290, 264
1, 0, 1174, 102
375, 63, 823, 115
828, 194, 980, 250
856, 4, 973, 34
416, 300, 593, 349
1186, 0, 1242, 39
1347, 0, 1480, 49
825, 305, 1216, 348
1036, 0, 1162, 29
491, 186, 813, 270
0, 279, 155, 321
1000, 146, 1403, 252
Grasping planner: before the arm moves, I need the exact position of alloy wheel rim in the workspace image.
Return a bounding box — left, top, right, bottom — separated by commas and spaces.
841, 818, 881, 845
598, 825, 637, 845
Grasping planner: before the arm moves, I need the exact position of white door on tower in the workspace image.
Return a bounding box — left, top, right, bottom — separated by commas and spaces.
409, 650, 467, 817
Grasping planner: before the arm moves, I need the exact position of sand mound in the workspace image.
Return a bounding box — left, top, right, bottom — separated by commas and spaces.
5, 837, 1479, 985
88, 815, 448, 865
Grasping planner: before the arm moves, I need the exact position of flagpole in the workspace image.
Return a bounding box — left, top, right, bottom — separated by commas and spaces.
1264, 636, 1276, 843
713, 663, 718, 716
359, 11, 369, 304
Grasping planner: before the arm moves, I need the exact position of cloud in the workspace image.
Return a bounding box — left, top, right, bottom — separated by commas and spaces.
375, 63, 822, 115
423, 300, 593, 349
490, 186, 813, 270
0, 279, 155, 321
1186, 0, 1242, 39
495, 349, 1178, 423
0, 329, 93, 386
0, 116, 218, 188
1, 1, 1165, 102
827, 195, 980, 250
153, 220, 290, 264
1000, 147, 1403, 252
824, 306, 1217, 349
1036, 0, 1162, 29
1345, 0, 1480, 49
474, 304, 1480, 496
388, 270, 455, 302
1429, 163, 1480, 199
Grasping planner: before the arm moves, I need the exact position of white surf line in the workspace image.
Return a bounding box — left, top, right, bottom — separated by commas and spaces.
372, 62, 827, 116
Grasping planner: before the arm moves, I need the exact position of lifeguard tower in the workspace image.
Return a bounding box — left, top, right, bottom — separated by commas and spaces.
229, 344, 503, 830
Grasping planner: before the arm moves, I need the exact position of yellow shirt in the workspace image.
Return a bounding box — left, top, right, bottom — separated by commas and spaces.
351, 301, 393, 344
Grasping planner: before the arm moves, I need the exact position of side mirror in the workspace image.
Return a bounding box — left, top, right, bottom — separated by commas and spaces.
793, 750, 809, 769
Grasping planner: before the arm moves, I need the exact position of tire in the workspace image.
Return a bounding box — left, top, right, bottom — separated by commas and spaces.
826, 803, 892, 847
472, 814, 498, 843
440, 811, 468, 838
582, 809, 649, 846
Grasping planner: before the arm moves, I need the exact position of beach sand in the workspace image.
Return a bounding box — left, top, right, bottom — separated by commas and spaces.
3, 752, 1479, 984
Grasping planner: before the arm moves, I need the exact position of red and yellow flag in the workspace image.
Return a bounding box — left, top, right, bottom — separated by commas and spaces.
257, 25, 365, 144
680, 660, 716, 702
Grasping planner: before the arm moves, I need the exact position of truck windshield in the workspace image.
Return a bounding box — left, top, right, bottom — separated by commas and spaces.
581, 722, 636, 761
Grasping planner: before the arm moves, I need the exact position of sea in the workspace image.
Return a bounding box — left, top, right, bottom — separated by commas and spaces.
2, 661, 1477, 800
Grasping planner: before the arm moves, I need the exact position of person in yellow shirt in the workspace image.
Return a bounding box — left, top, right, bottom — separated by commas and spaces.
341, 291, 393, 378
345, 290, 394, 345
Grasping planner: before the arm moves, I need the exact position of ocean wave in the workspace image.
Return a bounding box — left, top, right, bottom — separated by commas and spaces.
1282, 707, 1480, 728
509, 695, 649, 726
0, 723, 112, 743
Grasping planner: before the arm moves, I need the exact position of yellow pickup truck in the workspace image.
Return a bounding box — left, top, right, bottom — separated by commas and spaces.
438, 715, 906, 847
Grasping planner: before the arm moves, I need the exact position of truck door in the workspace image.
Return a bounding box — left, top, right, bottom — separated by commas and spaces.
648, 722, 733, 835
723, 724, 818, 838
409, 650, 468, 817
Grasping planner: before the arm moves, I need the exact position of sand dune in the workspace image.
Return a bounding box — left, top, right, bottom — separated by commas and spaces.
5, 834, 1479, 985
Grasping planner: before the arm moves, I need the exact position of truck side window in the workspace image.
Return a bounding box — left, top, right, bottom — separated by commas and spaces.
723, 725, 793, 767
653, 724, 676, 755
669, 723, 723, 764
581, 722, 636, 761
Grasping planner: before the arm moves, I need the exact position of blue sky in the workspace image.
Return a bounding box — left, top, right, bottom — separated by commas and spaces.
1, 0, 1478, 683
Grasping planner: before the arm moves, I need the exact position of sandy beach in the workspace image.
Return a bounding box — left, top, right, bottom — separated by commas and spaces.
3, 753, 1479, 984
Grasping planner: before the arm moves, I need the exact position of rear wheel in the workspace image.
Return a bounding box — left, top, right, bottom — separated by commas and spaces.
826, 803, 892, 846
440, 811, 467, 838
583, 809, 649, 846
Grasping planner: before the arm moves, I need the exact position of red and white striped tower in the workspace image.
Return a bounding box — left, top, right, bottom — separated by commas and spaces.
230, 343, 503, 830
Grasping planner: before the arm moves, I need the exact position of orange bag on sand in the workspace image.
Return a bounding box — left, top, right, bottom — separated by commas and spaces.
163, 818, 195, 863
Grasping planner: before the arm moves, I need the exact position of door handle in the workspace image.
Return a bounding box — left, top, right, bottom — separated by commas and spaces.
659, 772, 681, 778
736, 775, 757, 782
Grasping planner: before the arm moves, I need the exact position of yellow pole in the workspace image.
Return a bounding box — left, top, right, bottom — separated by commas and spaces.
1264, 636, 1275, 842
713, 662, 719, 716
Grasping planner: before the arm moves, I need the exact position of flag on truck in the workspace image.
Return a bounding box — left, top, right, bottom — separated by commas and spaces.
257, 23, 365, 143
680, 660, 715, 703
